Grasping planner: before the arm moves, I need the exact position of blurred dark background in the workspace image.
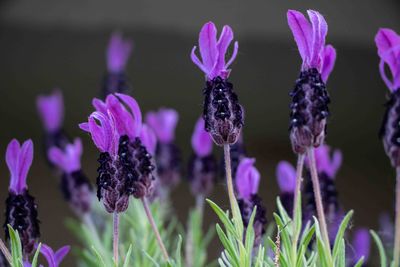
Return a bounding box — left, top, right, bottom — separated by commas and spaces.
0, 0, 399, 265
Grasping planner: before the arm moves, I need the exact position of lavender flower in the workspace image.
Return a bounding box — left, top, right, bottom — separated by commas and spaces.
276, 161, 296, 216
80, 93, 155, 213
146, 108, 181, 189
36, 90, 70, 155
3, 139, 40, 256
376, 29, 400, 167
351, 228, 371, 265
235, 158, 266, 249
103, 32, 133, 97
188, 117, 217, 197
48, 138, 92, 215
191, 22, 243, 145
24, 244, 70, 267
287, 10, 336, 154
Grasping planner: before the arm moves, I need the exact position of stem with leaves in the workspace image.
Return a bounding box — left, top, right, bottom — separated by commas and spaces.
141, 197, 170, 261
307, 147, 330, 249
394, 167, 400, 266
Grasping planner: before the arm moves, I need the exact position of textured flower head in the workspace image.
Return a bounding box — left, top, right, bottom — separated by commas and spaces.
352, 228, 371, 263
48, 138, 83, 173
191, 117, 213, 157
309, 144, 342, 178
6, 139, 34, 194
276, 161, 296, 193
287, 10, 336, 82
145, 108, 179, 144
140, 124, 157, 155
36, 89, 64, 133
107, 32, 132, 73
235, 158, 260, 200
375, 28, 400, 92
37, 243, 70, 267
191, 21, 239, 80
79, 111, 119, 156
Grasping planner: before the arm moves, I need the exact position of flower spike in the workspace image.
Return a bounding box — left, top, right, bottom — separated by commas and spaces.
235, 157, 260, 200
107, 32, 132, 73
191, 22, 238, 80
48, 138, 82, 173
191, 117, 213, 157
6, 139, 33, 194
145, 108, 179, 144
375, 28, 400, 92
36, 89, 64, 133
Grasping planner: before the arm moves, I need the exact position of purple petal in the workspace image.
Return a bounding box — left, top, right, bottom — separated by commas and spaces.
199, 22, 218, 74
235, 158, 260, 200
92, 98, 107, 114
190, 46, 208, 74
191, 117, 213, 157
352, 228, 371, 263
140, 124, 157, 155
145, 108, 179, 143
48, 138, 82, 173
287, 10, 312, 66
39, 244, 57, 267
212, 25, 234, 78
312, 145, 342, 179
115, 93, 143, 138
16, 140, 33, 193
106, 94, 136, 138
106, 32, 133, 73
6, 139, 20, 192
78, 122, 90, 132
307, 10, 328, 69
276, 161, 296, 193
375, 28, 400, 78
36, 89, 64, 133
321, 45, 336, 82
225, 41, 239, 69
54, 246, 70, 266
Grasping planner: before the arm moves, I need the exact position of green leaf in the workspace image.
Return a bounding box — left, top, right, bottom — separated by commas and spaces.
8, 225, 23, 267
91, 246, 107, 267
122, 245, 133, 267
206, 199, 236, 237
370, 230, 387, 267
31, 243, 41, 267
353, 256, 364, 267
332, 210, 353, 261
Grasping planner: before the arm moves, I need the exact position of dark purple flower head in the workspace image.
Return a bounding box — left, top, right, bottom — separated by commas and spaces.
276, 161, 296, 193
287, 10, 336, 82
235, 158, 260, 201
107, 32, 132, 73
140, 124, 157, 155
306, 144, 342, 179
375, 28, 400, 92
145, 108, 179, 144
191, 117, 213, 157
191, 21, 238, 80
352, 228, 371, 264
48, 138, 82, 173
6, 139, 34, 194
36, 89, 64, 133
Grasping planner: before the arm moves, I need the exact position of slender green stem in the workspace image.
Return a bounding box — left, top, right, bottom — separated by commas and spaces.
394, 167, 400, 266
141, 197, 170, 261
0, 238, 11, 265
113, 212, 119, 265
223, 144, 239, 220
307, 147, 330, 250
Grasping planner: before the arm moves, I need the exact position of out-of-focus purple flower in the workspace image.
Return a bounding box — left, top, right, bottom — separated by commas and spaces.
140, 124, 157, 155
4, 139, 40, 256
375, 29, 400, 92
36, 90, 64, 133
48, 138, 82, 173
36, 243, 70, 267
6, 139, 33, 194
307, 144, 342, 179
107, 32, 132, 73
145, 108, 179, 144
287, 10, 336, 82
191, 21, 238, 80
191, 117, 213, 157
352, 228, 371, 264
276, 161, 296, 193
235, 158, 260, 201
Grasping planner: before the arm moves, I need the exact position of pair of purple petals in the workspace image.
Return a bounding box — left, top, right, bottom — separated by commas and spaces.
36, 90, 64, 134
375, 28, 400, 92
191, 117, 213, 157
145, 108, 179, 144
235, 158, 260, 201
6, 139, 34, 194
191, 21, 238, 80
79, 93, 142, 156
107, 32, 132, 73
24, 244, 70, 267
287, 9, 336, 82
47, 138, 83, 174
276, 144, 342, 193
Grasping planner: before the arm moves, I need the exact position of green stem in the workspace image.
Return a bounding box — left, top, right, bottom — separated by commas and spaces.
223, 144, 239, 220
113, 212, 119, 265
